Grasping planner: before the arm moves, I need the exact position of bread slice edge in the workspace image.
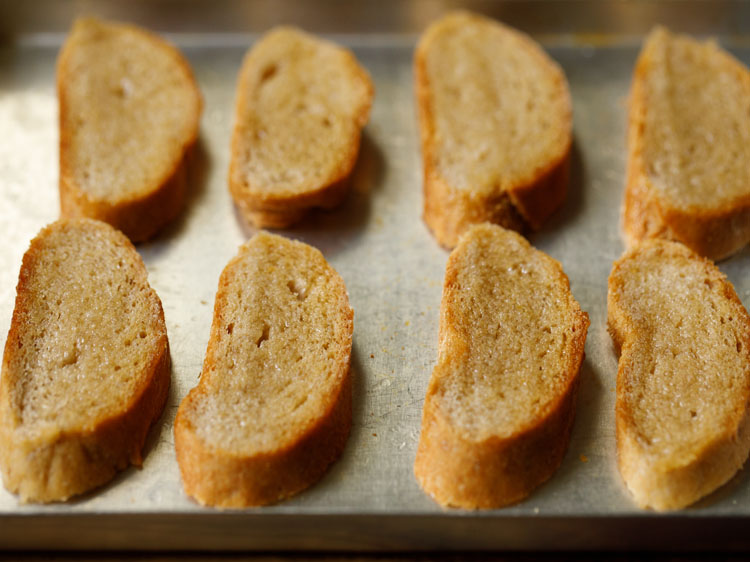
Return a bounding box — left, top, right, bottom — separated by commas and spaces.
414, 224, 589, 508
415, 11, 572, 249
0, 218, 171, 502
608, 239, 750, 510
57, 17, 203, 243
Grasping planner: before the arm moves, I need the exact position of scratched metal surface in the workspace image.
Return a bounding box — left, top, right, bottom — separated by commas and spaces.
2, 0, 750, 551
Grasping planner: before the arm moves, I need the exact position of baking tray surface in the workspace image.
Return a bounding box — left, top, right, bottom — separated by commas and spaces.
3, 0, 750, 551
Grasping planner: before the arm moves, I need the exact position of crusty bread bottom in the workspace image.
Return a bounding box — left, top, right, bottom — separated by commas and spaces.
422, 153, 569, 249
0, 350, 169, 502
60, 146, 192, 243
623, 169, 750, 262
617, 409, 750, 511
232, 173, 351, 229
415, 374, 579, 508
175, 373, 350, 507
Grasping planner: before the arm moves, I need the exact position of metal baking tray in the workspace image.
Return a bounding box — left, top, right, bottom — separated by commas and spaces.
3, 0, 750, 552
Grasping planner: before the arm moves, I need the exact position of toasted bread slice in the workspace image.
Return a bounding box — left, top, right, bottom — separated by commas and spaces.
624, 27, 750, 261
415, 11, 572, 249
228, 27, 373, 229
174, 232, 353, 507
608, 239, 750, 510
0, 219, 170, 503
414, 223, 588, 508
57, 17, 202, 242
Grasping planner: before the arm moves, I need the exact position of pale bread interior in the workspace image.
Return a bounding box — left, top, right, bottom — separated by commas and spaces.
5, 220, 165, 432
432, 224, 581, 441
640, 27, 750, 211
232, 27, 371, 198
60, 18, 200, 202
186, 232, 351, 453
421, 12, 569, 196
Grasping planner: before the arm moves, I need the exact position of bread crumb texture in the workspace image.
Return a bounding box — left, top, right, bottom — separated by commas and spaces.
416, 11, 571, 248
229, 27, 373, 228
608, 239, 750, 510
414, 223, 588, 508
58, 17, 202, 241
0, 218, 170, 503
174, 232, 353, 507
625, 26, 750, 260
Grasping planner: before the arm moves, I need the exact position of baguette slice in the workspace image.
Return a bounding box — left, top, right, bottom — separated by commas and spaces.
414, 223, 588, 508
228, 27, 373, 228
624, 26, 750, 261
174, 232, 353, 507
608, 239, 750, 510
0, 218, 170, 503
416, 11, 572, 249
58, 17, 202, 242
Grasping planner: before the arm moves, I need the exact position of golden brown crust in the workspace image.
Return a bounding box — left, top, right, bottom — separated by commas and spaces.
415, 11, 572, 249
229, 171, 352, 229
0, 348, 169, 503
414, 224, 588, 508
616, 404, 750, 512
173, 232, 353, 508
0, 218, 171, 502
228, 27, 373, 229
608, 239, 750, 510
415, 356, 581, 509
57, 18, 202, 243
420, 172, 527, 251
623, 27, 750, 261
